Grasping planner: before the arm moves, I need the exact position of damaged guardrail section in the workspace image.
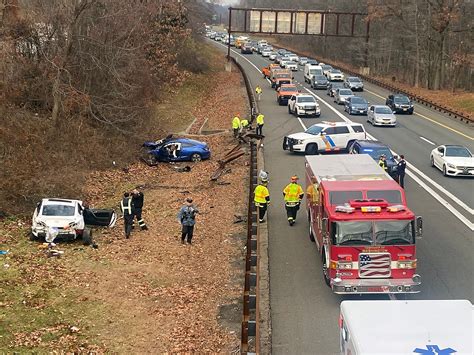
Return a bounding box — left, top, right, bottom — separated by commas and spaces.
228, 56, 261, 354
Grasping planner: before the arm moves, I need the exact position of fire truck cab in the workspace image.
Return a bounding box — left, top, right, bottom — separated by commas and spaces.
305, 154, 423, 294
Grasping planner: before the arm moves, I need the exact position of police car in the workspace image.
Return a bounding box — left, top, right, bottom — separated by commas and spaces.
283, 121, 366, 155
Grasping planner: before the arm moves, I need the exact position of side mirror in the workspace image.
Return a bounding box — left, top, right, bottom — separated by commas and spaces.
322, 217, 328, 232
392, 111, 396, 114
415, 216, 423, 238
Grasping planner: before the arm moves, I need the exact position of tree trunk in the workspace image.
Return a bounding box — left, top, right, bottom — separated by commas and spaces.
51, 69, 61, 126
414, 0, 420, 87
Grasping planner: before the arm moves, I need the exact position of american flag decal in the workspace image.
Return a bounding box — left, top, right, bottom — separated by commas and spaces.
359, 253, 391, 278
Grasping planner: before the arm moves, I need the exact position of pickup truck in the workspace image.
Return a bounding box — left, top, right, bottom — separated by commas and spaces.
262, 64, 280, 79
277, 84, 298, 105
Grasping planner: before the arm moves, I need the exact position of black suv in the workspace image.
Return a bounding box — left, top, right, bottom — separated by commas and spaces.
348, 140, 399, 179
386, 94, 414, 114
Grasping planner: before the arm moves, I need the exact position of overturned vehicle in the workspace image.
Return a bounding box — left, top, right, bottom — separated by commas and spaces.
31, 198, 116, 244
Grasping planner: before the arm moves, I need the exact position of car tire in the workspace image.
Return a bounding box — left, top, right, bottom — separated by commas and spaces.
82, 228, 93, 246
288, 106, 292, 114
305, 143, 318, 155
443, 164, 447, 176
409, 111, 414, 115
346, 140, 355, 151
430, 155, 435, 167
191, 153, 202, 162
29, 231, 38, 241
309, 223, 315, 243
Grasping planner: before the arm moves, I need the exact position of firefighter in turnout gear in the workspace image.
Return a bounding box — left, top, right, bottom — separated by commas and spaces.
283, 176, 304, 226
254, 175, 270, 223
132, 189, 148, 231
120, 192, 135, 238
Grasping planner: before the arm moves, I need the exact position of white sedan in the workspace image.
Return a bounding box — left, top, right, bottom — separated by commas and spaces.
430, 145, 474, 177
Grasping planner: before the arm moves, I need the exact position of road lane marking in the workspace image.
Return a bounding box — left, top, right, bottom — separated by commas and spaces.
363, 88, 473, 140
420, 136, 435, 145
218, 42, 474, 230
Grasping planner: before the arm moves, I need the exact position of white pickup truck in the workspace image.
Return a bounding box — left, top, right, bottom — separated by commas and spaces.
287, 94, 320, 118
340, 300, 473, 355
283, 121, 366, 155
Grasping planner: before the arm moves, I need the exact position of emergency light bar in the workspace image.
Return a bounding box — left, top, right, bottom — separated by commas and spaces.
361, 206, 381, 213
387, 205, 406, 212
335, 205, 355, 213
349, 199, 388, 208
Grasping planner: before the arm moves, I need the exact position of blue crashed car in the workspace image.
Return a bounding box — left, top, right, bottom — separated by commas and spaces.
344, 95, 369, 115
143, 137, 211, 163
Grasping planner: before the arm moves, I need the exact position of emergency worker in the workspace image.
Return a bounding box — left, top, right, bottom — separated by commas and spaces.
283, 176, 304, 226
378, 154, 388, 171
255, 85, 262, 101
132, 189, 148, 231
241, 117, 250, 131
255, 113, 264, 136
120, 192, 134, 239
232, 113, 241, 138
254, 176, 270, 223
397, 154, 407, 188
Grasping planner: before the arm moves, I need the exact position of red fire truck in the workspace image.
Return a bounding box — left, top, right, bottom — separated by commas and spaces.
305, 154, 423, 294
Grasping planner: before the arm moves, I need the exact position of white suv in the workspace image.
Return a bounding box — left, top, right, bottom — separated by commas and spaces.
288, 94, 321, 117
283, 121, 366, 155
31, 198, 116, 243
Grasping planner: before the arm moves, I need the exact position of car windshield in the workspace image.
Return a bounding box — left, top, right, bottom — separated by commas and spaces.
42, 205, 76, 216
322, 65, 332, 70
333, 220, 414, 245
394, 96, 410, 103
331, 70, 342, 74
361, 147, 394, 160
339, 90, 353, 95
351, 97, 367, 104
297, 97, 315, 103
349, 77, 361, 82
306, 125, 324, 135
445, 146, 472, 157
280, 87, 296, 92
310, 69, 322, 75
375, 106, 393, 114
287, 61, 296, 65
276, 74, 291, 79
314, 75, 326, 81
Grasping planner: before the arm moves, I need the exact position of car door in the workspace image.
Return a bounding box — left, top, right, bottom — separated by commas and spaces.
434, 146, 445, 168
333, 126, 351, 148
83, 208, 117, 227
289, 95, 296, 111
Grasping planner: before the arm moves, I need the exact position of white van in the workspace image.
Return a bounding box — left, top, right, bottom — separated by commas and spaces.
340, 300, 473, 355
304, 64, 323, 83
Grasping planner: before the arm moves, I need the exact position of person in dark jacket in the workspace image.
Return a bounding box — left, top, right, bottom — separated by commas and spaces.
132, 189, 148, 230
177, 198, 199, 244
120, 192, 134, 238
397, 155, 407, 188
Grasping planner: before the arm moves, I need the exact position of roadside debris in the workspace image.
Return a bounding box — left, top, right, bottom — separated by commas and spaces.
211, 144, 246, 181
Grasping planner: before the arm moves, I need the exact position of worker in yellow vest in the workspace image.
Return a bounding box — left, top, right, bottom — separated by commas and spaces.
232, 113, 241, 138
255, 85, 262, 101
283, 176, 304, 226
255, 113, 264, 136
254, 176, 270, 223
241, 117, 250, 131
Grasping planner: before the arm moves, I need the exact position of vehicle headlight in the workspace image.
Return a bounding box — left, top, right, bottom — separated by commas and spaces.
447, 163, 456, 169
410, 103, 414, 107
296, 139, 304, 144
395, 104, 400, 107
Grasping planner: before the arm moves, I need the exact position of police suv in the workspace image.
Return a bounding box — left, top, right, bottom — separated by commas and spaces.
283, 121, 366, 155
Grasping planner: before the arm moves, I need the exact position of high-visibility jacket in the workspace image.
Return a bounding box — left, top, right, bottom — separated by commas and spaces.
232, 116, 241, 129
120, 197, 133, 215
256, 87, 262, 94
254, 184, 270, 204
378, 159, 388, 171
283, 183, 304, 202
241, 119, 249, 128
256, 114, 264, 125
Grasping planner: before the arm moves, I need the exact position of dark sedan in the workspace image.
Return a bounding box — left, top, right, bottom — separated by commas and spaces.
344, 96, 369, 115
326, 82, 344, 97
143, 137, 211, 163
311, 75, 329, 89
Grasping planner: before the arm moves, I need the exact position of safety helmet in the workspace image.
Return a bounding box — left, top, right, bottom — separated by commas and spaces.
291, 175, 298, 182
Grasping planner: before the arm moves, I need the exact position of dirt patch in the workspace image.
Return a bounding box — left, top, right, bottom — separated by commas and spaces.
0, 47, 249, 353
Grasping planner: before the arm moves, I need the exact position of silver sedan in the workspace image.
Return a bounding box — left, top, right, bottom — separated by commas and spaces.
334, 88, 354, 105
368, 105, 397, 126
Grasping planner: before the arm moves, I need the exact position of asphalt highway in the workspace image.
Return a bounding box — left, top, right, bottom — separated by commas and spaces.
210, 40, 473, 354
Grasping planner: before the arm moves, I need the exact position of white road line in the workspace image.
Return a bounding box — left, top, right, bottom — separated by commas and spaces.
365, 88, 385, 100
219, 42, 474, 230
419, 136, 436, 145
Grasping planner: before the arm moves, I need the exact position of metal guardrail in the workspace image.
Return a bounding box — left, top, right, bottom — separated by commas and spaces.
270, 44, 473, 124
229, 56, 260, 354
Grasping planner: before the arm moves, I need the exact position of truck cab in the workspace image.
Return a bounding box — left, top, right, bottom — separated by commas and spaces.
305, 154, 423, 294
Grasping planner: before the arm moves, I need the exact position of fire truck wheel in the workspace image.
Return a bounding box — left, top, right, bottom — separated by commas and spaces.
322, 252, 330, 287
